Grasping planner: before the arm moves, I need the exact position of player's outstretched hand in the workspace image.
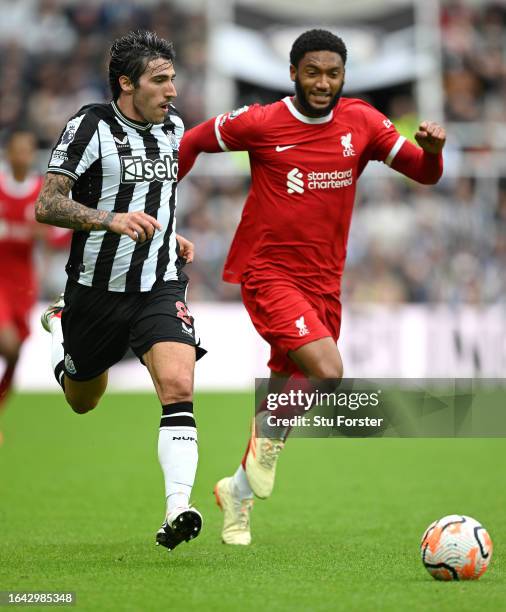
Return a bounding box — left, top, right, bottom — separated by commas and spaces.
414, 121, 446, 155
109, 211, 162, 243
176, 233, 194, 263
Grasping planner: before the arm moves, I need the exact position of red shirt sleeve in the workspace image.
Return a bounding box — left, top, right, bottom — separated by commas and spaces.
214, 104, 263, 151
389, 140, 443, 185
361, 103, 405, 163
178, 104, 264, 181
178, 118, 220, 181
362, 103, 443, 185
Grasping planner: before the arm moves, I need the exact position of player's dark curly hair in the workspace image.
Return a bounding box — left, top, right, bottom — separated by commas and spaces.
290, 29, 347, 68
109, 30, 175, 100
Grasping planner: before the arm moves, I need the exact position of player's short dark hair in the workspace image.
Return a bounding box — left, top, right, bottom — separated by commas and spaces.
290, 29, 347, 68
109, 30, 175, 100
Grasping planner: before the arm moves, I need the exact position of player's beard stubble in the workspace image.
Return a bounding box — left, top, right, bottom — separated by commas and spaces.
294, 78, 344, 118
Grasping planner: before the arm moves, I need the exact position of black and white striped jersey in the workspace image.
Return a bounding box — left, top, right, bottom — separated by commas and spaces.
48, 100, 184, 292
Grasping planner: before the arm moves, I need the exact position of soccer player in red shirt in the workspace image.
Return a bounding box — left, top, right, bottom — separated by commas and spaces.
0, 130, 70, 419
179, 29, 446, 545
0, 130, 44, 413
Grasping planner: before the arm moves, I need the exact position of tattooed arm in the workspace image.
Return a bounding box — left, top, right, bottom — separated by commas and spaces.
35, 173, 113, 232
35, 173, 162, 242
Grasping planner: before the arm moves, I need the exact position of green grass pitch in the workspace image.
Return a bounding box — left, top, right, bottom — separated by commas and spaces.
1, 392, 505, 611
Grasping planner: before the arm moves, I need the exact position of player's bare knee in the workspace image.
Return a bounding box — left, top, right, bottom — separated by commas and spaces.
65, 394, 99, 414
311, 360, 343, 380
71, 404, 93, 414
156, 373, 193, 405
69, 402, 96, 414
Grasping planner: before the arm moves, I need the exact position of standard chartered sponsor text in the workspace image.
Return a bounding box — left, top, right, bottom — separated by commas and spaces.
307, 169, 353, 190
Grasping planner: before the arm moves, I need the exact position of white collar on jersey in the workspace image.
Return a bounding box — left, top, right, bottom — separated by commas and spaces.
282, 96, 334, 124
111, 100, 153, 131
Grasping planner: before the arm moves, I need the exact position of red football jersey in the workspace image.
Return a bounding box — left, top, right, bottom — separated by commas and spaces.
0, 171, 43, 297
214, 96, 407, 293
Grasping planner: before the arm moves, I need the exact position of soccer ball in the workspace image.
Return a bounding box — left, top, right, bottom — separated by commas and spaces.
420, 515, 493, 580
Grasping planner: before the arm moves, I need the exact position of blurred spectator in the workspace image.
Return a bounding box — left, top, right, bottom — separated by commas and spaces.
441, 1, 506, 125
0, 0, 207, 146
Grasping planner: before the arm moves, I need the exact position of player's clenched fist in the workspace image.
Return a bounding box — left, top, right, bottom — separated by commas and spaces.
109, 211, 162, 242
414, 121, 446, 155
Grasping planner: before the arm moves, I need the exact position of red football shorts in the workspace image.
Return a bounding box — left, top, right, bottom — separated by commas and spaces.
241, 277, 342, 374
0, 284, 35, 341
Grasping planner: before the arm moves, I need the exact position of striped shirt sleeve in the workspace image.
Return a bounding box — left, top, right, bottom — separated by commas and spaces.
48, 110, 100, 180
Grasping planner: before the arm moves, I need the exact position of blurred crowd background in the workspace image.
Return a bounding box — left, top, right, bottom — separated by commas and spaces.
0, 0, 505, 305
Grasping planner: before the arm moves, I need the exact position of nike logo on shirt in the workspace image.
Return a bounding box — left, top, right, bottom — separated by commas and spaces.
275, 145, 297, 152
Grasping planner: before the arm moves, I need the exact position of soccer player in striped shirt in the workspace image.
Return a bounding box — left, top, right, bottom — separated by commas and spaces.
179, 29, 446, 545
36, 31, 204, 552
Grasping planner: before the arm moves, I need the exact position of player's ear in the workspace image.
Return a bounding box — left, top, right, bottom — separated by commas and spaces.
119, 75, 135, 94
289, 64, 297, 83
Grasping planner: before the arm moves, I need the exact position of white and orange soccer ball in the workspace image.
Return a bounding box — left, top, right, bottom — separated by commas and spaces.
420, 515, 493, 580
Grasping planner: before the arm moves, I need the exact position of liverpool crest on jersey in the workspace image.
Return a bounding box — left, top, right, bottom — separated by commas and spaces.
340, 132, 356, 157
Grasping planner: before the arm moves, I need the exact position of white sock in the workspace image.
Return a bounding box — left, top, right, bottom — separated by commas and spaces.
158, 402, 198, 517
49, 316, 65, 389
232, 464, 253, 499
